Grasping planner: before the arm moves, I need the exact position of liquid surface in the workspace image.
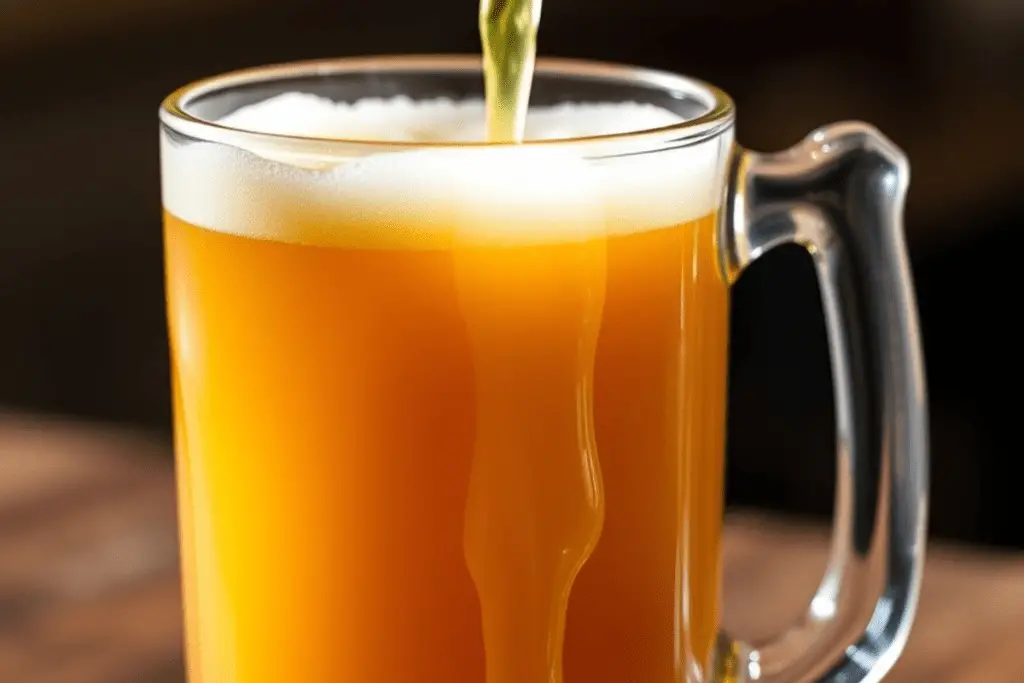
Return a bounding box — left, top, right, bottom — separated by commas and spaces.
163, 97, 726, 245
164, 98, 730, 683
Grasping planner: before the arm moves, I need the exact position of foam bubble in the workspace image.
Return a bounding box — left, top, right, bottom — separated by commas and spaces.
162, 95, 731, 247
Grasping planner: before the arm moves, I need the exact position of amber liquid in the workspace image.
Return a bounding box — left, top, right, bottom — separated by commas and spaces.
165, 210, 729, 683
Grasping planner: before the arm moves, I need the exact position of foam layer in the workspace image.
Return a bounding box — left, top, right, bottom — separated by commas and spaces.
162, 94, 731, 246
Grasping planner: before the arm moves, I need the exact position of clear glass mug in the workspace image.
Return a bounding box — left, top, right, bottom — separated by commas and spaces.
160, 56, 928, 683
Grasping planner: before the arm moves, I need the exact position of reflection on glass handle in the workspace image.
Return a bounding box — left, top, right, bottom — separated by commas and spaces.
721, 122, 929, 683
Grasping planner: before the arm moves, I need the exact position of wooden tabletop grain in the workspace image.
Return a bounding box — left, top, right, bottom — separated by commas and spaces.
1, 413, 1021, 683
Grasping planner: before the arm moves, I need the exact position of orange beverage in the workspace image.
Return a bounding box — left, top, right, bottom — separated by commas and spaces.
163, 94, 731, 683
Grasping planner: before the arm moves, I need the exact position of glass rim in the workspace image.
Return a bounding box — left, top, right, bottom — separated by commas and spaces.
160, 54, 735, 152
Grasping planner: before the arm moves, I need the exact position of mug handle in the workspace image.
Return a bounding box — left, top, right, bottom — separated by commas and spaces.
718, 122, 929, 683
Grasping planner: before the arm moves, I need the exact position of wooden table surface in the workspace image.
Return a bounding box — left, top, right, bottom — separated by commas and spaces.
1, 413, 1021, 683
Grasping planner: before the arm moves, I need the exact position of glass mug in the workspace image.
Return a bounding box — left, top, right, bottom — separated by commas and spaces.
160, 56, 928, 683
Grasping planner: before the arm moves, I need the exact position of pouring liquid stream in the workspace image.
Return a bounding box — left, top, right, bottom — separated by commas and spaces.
461, 4, 609, 683
479, 0, 541, 142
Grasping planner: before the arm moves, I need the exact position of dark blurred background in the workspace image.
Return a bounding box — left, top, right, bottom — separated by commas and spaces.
2, 0, 1021, 547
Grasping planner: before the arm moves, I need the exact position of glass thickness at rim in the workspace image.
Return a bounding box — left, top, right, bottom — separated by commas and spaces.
159, 54, 735, 152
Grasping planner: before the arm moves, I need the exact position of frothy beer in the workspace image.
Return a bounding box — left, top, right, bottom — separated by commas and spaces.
164, 95, 731, 683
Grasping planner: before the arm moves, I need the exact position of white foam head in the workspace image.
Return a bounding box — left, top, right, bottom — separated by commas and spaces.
161, 94, 732, 247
